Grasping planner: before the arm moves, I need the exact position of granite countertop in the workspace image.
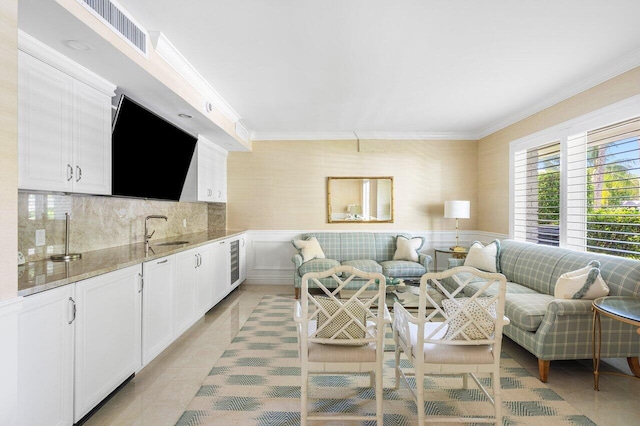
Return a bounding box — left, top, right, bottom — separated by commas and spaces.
18, 229, 246, 297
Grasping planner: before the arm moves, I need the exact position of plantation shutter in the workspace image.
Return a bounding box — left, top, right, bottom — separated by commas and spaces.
565, 117, 640, 257
513, 141, 561, 246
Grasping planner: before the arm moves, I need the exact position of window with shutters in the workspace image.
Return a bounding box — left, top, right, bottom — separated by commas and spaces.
510, 98, 640, 259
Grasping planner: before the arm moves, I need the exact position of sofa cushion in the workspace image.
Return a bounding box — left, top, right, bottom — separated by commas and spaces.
503, 242, 563, 295
298, 258, 341, 277
504, 293, 554, 331
393, 235, 425, 262
379, 260, 426, 278
463, 279, 540, 298
337, 233, 377, 262
340, 259, 383, 274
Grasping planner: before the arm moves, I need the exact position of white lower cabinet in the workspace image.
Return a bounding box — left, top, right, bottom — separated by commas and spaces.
142, 255, 176, 367
195, 244, 215, 318
175, 248, 200, 336
175, 243, 216, 336
73, 265, 142, 422
18, 285, 75, 426
16, 236, 245, 425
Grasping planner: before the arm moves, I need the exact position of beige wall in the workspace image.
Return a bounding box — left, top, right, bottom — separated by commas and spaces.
227, 139, 478, 231
477, 66, 640, 235
0, 0, 17, 301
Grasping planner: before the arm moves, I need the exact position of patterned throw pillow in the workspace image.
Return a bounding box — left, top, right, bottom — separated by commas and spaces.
464, 240, 501, 273
393, 235, 425, 262
554, 260, 610, 300
442, 297, 497, 340
292, 236, 326, 263
314, 296, 367, 344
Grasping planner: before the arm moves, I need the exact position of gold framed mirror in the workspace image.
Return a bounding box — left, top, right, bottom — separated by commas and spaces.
327, 176, 394, 223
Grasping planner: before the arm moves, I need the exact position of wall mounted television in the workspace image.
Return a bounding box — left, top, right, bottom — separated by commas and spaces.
111, 95, 197, 201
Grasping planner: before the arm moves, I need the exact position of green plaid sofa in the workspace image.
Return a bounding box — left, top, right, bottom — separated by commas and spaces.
447, 239, 640, 382
292, 232, 432, 299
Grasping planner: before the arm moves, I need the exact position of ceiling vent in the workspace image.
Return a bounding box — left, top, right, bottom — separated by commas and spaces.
78, 0, 148, 56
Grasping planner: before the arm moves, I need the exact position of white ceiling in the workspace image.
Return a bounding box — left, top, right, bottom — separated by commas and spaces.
18, 0, 640, 143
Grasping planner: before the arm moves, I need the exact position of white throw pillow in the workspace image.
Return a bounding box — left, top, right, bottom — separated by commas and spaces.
442, 297, 497, 340
292, 236, 326, 263
393, 235, 425, 262
554, 261, 610, 300
464, 240, 501, 273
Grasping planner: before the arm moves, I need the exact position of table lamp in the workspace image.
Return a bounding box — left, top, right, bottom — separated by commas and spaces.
444, 200, 470, 252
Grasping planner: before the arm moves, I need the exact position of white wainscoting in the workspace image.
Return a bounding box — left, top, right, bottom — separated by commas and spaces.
0, 297, 22, 426
243, 230, 508, 285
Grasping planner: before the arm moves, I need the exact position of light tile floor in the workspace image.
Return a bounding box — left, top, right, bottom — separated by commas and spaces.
84, 285, 640, 426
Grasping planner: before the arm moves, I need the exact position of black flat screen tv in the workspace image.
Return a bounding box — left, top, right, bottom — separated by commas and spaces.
111, 95, 197, 201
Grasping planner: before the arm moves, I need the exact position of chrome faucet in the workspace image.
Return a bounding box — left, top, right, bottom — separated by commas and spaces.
144, 215, 168, 244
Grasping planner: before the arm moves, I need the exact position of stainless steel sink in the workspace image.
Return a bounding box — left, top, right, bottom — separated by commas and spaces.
154, 240, 189, 246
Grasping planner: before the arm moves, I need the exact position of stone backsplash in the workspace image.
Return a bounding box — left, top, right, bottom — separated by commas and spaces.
18, 191, 226, 262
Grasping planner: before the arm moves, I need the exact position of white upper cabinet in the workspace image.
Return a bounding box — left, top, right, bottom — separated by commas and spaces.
18, 33, 115, 195
181, 135, 228, 202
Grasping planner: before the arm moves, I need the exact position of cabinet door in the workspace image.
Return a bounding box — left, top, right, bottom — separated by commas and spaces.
18, 285, 75, 426
211, 148, 227, 202
142, 256, 175, 367
197, 141, 216, 201
212, 240, 230, 306
195, 244, 215, 317
174, 248, 199, 336
18, 51, 73, 192
72, 80, 112, 195
74, 265, 142, 422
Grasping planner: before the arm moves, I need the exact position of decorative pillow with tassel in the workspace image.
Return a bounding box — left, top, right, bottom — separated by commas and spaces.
554, 260, 610, 300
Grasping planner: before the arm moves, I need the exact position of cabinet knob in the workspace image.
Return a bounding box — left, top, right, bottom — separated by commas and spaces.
67, 164, 73, 181
76, 165, 82, 182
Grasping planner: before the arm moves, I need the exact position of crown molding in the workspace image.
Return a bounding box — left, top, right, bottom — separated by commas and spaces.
149, 31, 241, 123
251, 131, 477, 141
354, 131, 477, 141
477, 47, 640, 139
18, 30, 117, 96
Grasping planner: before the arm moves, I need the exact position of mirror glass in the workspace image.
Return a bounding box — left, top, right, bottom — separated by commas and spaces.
327, 177, 394, 223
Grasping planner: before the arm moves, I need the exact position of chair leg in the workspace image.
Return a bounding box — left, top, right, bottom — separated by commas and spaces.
394, 341, 401, 389
300, 373, 308, 426
376, 371, 384, 425
414, 363, 425, 424
493, 371, 502, 424
538, 359, 550, 382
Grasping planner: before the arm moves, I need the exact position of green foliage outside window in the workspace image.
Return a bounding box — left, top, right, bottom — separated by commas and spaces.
535, 139, 640, 258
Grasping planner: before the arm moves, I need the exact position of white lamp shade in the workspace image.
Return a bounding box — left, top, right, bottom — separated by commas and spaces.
444, 200, 470, 219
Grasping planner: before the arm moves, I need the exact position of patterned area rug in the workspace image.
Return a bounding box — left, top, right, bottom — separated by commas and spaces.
176, 294, 596, 425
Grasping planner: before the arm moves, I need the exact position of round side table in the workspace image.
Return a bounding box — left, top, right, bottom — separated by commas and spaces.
591, 296, 640, 390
